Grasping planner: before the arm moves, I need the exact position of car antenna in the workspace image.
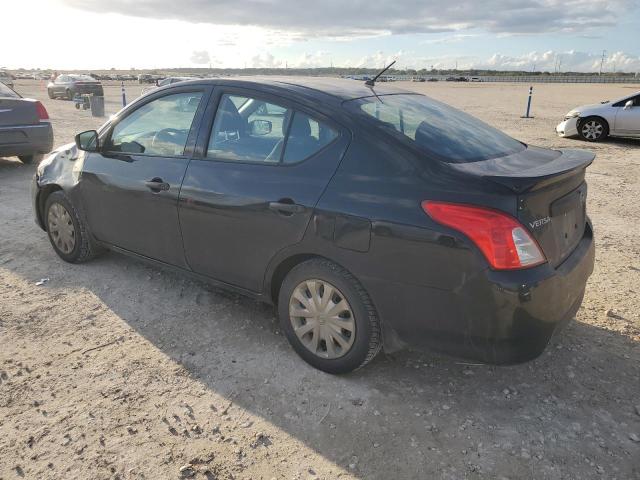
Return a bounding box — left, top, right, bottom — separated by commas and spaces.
365, 60, 396, 87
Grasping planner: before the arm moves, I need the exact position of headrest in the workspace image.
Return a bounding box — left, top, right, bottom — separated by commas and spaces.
217, 97, 245, 133
284, 111, 311, 137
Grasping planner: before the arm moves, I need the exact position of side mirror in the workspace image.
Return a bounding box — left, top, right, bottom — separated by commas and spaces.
249, 119, 272, 136
75, 130, 99, 152
624, 100, 634, 110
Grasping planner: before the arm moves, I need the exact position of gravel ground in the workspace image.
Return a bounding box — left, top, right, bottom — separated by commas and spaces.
1, 80, 639, 480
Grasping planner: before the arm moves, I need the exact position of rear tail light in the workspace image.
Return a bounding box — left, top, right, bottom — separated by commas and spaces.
422, 201, 546, 270
35, 101, 49, 121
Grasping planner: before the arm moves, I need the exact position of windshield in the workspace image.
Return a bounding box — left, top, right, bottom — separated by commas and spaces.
345, 94, 525, 163
0, 82, 20, 98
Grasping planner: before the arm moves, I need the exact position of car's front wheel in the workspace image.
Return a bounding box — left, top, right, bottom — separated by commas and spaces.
278, 259, 381, 374
578, 116, 609, 142
44, 191, 102, 263
47, 89, 54, 99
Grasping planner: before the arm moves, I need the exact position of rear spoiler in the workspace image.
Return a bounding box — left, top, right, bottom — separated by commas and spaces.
448, 147, 595, 193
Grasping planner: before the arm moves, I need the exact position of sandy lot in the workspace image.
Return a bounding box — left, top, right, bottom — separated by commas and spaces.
1, 79, 639, 480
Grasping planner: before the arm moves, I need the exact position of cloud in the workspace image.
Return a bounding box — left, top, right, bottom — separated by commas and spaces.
250, 52, 282, 68
190, 50, 210, 65
473, 50, 640, 72
63, 0, 637, 37
347, 49, 640, 72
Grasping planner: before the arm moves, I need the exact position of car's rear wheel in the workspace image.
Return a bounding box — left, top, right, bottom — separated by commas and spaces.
278, 259, 381, 374
44, 191, 102, 263
65, 89, 73, 100
578, 116, 608, 142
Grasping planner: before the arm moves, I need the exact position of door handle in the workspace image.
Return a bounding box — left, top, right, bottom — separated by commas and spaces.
269, 200, 305, 215
145, 178, 170, 192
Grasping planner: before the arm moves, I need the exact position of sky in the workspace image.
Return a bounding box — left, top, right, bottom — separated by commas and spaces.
3, 0, 640, 72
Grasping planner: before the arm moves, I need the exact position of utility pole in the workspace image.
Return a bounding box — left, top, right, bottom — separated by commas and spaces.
599, 50, 607, 75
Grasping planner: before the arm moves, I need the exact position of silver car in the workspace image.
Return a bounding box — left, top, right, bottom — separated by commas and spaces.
0, 72, 14, 89
556, 91, 640, 142
0, 82, 53, 163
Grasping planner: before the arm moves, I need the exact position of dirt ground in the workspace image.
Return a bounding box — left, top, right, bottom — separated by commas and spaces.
1, 79, 639, 480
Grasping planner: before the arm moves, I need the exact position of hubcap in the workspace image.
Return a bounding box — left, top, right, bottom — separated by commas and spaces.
289, 279, 356, 359
47, 203, 76, 254
581, 120, 603, 140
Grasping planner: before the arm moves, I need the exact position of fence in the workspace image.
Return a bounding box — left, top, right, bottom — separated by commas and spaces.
380, 75, 639, 84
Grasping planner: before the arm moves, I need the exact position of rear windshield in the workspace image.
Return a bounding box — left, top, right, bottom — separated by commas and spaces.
70, 75, 96, 82
345, 94, 525, 163
0, 82, 20, 98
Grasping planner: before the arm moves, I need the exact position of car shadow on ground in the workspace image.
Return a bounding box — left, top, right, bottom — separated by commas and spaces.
1, 160, 638, 479
3, 242, 640, 478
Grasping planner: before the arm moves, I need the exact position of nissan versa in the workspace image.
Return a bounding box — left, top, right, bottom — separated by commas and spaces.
32, 77, 595, 373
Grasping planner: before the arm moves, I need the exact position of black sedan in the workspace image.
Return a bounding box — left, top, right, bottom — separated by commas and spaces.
33, 77, 594, 373
47, 74, 104, 100
0, 82, 53, 163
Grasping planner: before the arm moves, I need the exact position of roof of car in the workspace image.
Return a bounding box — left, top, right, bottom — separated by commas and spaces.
184, 76, 413, 102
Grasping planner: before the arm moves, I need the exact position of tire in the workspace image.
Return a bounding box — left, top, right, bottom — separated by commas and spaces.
47, 89, 54, 99
65, 89, 73, 100
44, 191, 102, 263
578, 116, 609, 142
18, 154, 43, 164
278, 259, 381, 374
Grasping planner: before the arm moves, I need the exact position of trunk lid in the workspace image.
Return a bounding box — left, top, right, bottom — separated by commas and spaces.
449, 145, 594, 267
0, 97, 39, 126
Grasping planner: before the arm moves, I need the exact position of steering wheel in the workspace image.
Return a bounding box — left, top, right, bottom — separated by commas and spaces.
151, 128, 184, 152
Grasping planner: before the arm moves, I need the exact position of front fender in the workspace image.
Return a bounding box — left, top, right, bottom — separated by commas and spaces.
34, 143, 86, 228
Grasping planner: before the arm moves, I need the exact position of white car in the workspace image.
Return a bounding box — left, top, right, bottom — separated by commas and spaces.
556, 91, 640, 142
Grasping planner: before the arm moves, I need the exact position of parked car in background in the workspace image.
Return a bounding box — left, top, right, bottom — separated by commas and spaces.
0, 82, 53, 163
556, 91, 640, 142
412, 77, 426, 82
427, 77, 439, 82
138, 74, 154, 84
47, 74, 104, 100
470, 77, 482, 82
141, 76, 193, 95
33, 77, 595, 374
0, 72, 15, 89
157, 76, 192, 87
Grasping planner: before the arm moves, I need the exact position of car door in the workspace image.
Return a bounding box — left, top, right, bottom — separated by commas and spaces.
78, 86, 210, 268
614, 94, 640, 135
178, 89, 350, 292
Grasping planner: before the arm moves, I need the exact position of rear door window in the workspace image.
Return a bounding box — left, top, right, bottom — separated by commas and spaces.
207, 93, 338, 164
207, 94, 291, 163
282, 112, 338, 164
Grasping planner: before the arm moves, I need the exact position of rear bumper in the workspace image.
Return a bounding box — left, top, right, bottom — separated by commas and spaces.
370, 221, 595, 364
556, 117, 579, 137
73, 86, 104, 96
0, 123, 54, 157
